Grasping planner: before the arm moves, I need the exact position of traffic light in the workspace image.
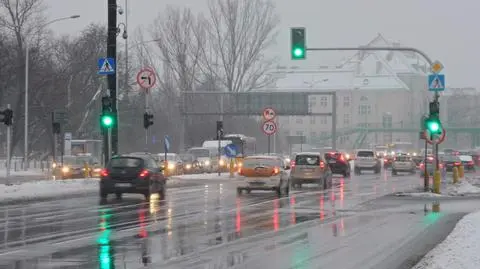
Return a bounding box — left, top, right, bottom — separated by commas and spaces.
0, 108, 13, 126
216, 120, 224, 140
143, 112, 153, 129
100, 96, 114, 128
290, 27, 306, 60
426, 100, 442, 135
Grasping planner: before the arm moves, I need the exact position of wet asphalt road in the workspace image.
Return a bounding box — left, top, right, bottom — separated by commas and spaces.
0, 170, 478, 269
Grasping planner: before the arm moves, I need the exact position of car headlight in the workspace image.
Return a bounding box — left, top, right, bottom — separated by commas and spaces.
204, 160, 210, 166
219, 159, 225, 166
345, 154, 350, 159
52, 163, 57, 168
413, 153, 417, 156
285, 158, 290, 163
185, 164, 192, 169
62, 167, 70, 173
168, 163, 176, 170
94, 168, 101, 172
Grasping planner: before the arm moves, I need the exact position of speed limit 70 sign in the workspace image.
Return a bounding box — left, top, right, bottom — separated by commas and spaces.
262, 120, 277, 135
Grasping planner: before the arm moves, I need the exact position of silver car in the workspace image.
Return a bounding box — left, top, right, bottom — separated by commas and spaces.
289, 152, 332, 189
391, 155, 416, 175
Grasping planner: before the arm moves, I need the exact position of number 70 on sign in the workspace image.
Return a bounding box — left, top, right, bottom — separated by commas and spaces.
262, 120, 277, 135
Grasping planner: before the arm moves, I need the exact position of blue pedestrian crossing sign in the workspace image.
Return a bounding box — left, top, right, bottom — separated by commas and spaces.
164, 135, 171, 152
98, 58, 115, 75
428, 74, 445, 91
224, 144, 237, 158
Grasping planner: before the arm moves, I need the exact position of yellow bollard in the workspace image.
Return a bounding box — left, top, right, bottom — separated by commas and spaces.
433, 170, 441, 194
229, 159, 235, 178
83, 163, 90, 178
458, 165, 464, 179
452, 167, 459, 184
163, 161, 169, 177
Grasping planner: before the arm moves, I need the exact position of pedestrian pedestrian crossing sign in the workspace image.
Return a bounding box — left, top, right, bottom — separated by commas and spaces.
428, 74, 445, 91
97, 57, 115, 75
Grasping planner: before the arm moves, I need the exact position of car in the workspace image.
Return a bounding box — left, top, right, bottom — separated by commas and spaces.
391, 155, 416, 175
353, 149, 381, 174
180, 154, 203, 174
383, 155, 394, 169
52, 155, 101, 179
289, 152, 333, 189
419, 157, 445, 178
237, 155, 290, 196
441, 155, 462, 172
157, 153, 184, 175
99, 154, 166, 201
324, 151, 351, 177
459, 155, 475, 172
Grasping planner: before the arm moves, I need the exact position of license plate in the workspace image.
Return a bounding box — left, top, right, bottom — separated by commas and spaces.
115, 183, 131, 188
328, 160, 336, 164
302, 168, 314, 172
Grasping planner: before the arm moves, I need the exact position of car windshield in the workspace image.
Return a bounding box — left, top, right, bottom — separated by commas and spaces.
395, 156, 411, 162
61, 156, 96, 165
187, 149, 210, 158
295, 155, 320, 165
459, 155, 473, 162
109, 157, 143, 168
357, 151, 374, 157
243, 158, 282, 168
442, 156, 461, 162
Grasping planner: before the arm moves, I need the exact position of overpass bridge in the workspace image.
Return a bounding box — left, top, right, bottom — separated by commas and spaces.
313, 126, 480, 149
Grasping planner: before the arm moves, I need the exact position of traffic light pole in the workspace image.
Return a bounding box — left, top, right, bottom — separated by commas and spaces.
107, 0, 118, 155
6, 104, 11, 182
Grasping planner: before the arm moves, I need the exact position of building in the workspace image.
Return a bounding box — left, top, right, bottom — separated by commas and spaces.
268, 34, 431, 150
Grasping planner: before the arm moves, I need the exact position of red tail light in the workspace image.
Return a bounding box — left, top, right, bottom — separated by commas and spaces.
100, 169, 108, 177
320, 161, 325, 169
454, 162, 461, 166
139, 169, 149, 178
238, 168, 243, 175
439, 163, 443, 168
468, 161, 474, 165
339, 154, 345, 161
290, 160, 295, 168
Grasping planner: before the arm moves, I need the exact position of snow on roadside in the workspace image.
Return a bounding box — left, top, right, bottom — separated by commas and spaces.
0, 177, 182, 203
412, 210, 480, 269
395, 192, 443, 198
0, 168, 47, 177
446, 180, 480, 196
465, 175, 480, 186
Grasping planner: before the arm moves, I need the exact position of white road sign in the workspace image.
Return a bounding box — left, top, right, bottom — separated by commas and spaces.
262, 120, 277, 136
136, 68, 157, 89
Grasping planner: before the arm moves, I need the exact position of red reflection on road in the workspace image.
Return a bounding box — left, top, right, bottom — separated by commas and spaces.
290, 196, 296, 225
138, 208, 148, 238
273, 199, 279, 231
235, 198, 241, 234
320, 194, 325, 220
340, 178, 344, 207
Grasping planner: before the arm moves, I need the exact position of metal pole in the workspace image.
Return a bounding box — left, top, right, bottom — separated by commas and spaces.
273, 118, 277, 154
218, 135, 221, 176
6, 104, 11, 182
267, 135, 271, 154
331, 92, 337, 150
424, 139, 428, 191
124, 0, 129, 92
108, 128, 112, 161
145, 90, 148, 145
24, 41, 29, 171
107, 0, 118, 155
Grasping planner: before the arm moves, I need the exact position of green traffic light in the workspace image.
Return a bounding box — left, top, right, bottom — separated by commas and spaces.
293, 47, 304, 58
428, 121, 440, 132
101, 115, 113, 127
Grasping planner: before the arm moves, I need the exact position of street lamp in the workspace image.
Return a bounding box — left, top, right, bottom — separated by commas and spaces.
24, 15, 80, 170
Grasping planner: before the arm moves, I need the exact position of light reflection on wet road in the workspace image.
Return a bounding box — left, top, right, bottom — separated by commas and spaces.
0, 171, 469, 269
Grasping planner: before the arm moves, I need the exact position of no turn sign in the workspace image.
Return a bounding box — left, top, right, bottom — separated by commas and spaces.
262, 120, 277, 136
136, 67, 157, 89
263, 107, 276, 121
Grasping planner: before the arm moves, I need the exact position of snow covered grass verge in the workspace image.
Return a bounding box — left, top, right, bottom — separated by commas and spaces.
0, 177, 183, 203
0, 168, 47, 177
395, 180, 480, 197
412, 210, 480, 269
465, 175, 480, 186
395, 192, 443, 198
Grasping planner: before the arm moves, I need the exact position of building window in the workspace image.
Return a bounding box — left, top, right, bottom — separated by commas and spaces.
344, 114, 350, 125
343, 96, 350, 107
320, 97, 328, 107
308, 100, 316, 110
320, 116, 327, 125
296, 131, 304, 136
310, 117, 315, 124
358, 104, 371, 115
295, 117, 303, 124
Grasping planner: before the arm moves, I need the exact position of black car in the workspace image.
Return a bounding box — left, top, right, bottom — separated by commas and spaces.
324, 151, 350, 177
99, 154, 166, 201
441, 155, 462, 172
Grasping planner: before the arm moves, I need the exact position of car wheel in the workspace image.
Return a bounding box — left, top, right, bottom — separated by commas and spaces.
144, 192, 151, 201
392, 170, 397, 175
276, 186, 282, 197
237, 188, 243, 195
115, 192, 122, 200
100, 190, 108, 199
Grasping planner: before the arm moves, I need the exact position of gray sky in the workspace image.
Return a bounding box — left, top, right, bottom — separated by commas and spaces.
46, 0, 479, 87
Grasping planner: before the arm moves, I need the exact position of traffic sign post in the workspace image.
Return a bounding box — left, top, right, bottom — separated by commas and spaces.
262, 120, 277, 154
137, 68, 157, 90
262, 107, 276, 121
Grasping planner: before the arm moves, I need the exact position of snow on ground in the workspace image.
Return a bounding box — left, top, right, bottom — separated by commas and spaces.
395, 192, 443, 198
412, 210, 480, 269
395, 179, 480, 197
465, 175, 480, 186
170, 172, 236, 180
0, 168, 47, 177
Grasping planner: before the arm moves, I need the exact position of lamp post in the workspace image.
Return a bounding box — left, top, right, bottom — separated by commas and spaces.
24, 15, 80, 170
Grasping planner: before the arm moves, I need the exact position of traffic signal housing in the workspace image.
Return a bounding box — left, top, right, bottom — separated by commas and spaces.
0, 108, 13, 126
100, 96, 114, 128
426, 100, 442, 135
216, 121, 224, 140
143, 112, 153, 129
290, 27, 306, 60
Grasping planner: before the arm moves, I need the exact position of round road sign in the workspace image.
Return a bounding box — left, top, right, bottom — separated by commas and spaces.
262, 120, 277, 136
425, 128, 446, 145
137, 68, 157, 89
263, 107, 276, 121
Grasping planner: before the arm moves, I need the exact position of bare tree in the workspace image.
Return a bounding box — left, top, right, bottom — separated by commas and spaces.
201, 0, 279, 92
